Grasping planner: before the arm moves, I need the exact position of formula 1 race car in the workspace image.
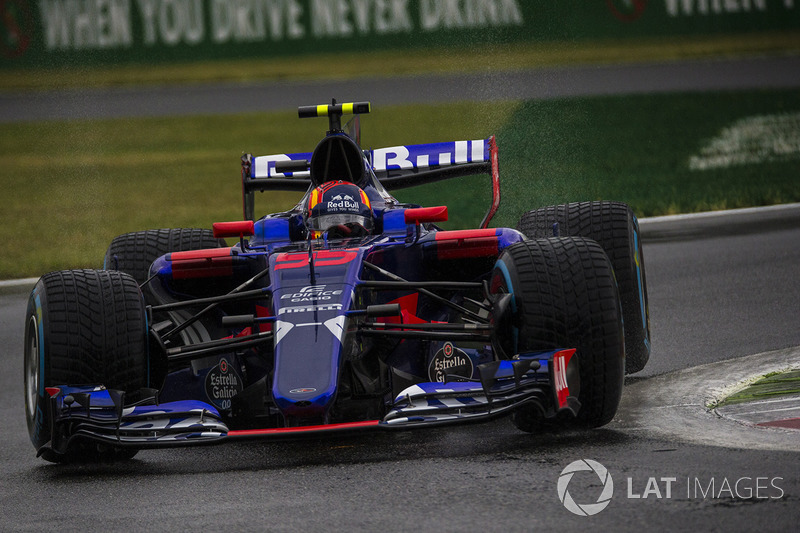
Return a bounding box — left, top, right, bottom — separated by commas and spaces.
24, 100, 650, 462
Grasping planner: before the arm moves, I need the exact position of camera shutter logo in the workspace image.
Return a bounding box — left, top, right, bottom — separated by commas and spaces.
557, 459, 614, 516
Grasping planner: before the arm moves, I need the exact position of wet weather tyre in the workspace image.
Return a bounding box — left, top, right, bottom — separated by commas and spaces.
103, 228, 225, 285
517, 201, 651, 374
24, 269, 148, 462
491, 238, 625, 429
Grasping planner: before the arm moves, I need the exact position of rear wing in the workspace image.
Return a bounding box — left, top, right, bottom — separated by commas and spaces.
241, 136, 500, 227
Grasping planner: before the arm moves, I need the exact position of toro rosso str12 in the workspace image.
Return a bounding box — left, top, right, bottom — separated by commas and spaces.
24, 101, 650, 462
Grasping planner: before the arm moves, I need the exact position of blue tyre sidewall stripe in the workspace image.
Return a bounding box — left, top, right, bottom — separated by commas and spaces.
632, 217, 651, 353
34, 292, 45, 397
494, 258, 519, 354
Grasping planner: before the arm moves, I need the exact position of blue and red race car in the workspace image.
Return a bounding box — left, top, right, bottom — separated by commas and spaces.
24, 101, 650, 462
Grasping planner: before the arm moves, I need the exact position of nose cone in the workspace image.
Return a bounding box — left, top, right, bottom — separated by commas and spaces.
271, 312, 348, 423
269, 247, 363, 425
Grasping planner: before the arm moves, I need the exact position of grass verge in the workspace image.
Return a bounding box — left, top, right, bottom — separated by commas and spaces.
1, 89, 798, 278
714, 370, 800, 408
396, 88, 800, 228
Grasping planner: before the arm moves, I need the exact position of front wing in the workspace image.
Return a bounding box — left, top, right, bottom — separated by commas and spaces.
37, 349, 579, 457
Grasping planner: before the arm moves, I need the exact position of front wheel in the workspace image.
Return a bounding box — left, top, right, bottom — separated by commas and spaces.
517, 201, 650, 374
24, 269, 148, 462
491, 237, 625, 429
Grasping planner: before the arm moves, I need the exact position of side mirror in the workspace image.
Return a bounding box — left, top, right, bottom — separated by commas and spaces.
212, 221, 255, 239
404, 206, 448, 225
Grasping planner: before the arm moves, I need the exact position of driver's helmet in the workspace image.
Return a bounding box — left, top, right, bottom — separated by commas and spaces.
307, 180, 373, 238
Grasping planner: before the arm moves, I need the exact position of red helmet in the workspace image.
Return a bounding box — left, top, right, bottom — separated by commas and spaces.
307, 181, 373, 238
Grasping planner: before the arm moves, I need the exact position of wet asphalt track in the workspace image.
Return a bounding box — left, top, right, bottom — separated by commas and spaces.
1, 58, 799, 531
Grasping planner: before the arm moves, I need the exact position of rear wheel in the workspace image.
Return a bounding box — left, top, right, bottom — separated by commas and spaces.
103, 228, 225, 285
24, 270, 148, 462
517, 201, 650, 374
104, 227, 227, 355
491, 238, 625, 429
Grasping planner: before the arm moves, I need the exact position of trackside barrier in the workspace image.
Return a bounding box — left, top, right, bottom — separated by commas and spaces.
3, 0, 799, 68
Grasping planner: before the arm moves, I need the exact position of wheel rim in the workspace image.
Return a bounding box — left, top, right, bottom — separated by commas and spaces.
25, 315, 40, 420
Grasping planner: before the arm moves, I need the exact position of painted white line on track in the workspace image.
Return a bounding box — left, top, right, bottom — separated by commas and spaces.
721, 404, 800, 416
719, 405, 800, 425
720, 396, 800, 406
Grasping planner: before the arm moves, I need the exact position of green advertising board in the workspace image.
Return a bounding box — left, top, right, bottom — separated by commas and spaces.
2, 0, 799, 68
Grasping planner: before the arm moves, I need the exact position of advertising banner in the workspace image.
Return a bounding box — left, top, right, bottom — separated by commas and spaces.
2, 0, 799, 68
